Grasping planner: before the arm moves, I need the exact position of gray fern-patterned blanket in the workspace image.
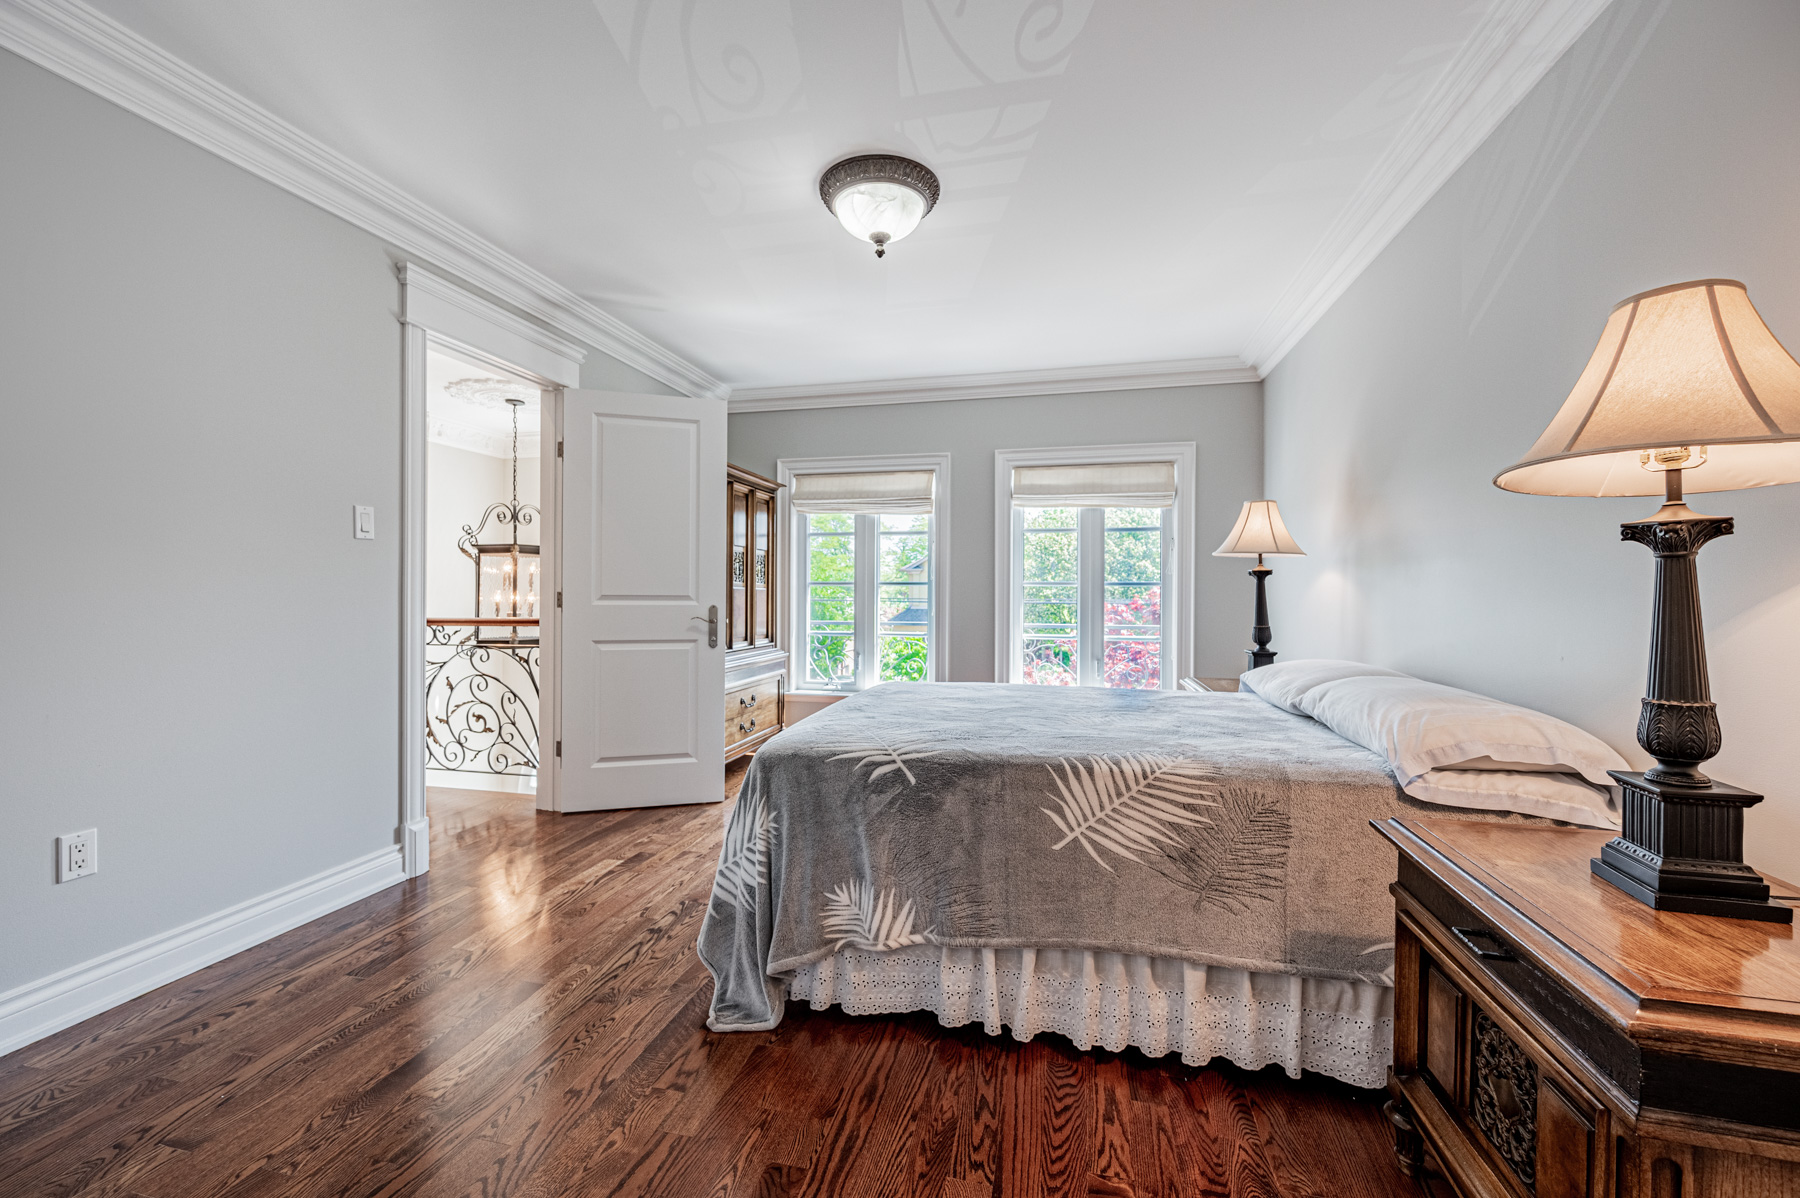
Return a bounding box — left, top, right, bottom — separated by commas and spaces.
699, 682, 1530, 1032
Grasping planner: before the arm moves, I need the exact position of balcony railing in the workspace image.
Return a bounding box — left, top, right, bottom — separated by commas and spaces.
426, 618, 539, 777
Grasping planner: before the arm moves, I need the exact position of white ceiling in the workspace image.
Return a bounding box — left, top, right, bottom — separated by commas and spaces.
73, 0, 1608, 393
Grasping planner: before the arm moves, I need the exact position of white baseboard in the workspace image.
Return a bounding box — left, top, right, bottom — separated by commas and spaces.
0, 845, 406, 1058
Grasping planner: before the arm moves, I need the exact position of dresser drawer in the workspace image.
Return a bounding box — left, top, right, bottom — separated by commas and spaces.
725, 678, 780, 747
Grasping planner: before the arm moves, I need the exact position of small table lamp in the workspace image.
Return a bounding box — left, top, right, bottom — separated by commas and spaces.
1496, 279, 1800, 922
1214, 500, 1305, 670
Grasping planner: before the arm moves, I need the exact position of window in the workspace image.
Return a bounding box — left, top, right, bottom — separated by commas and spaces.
1018, 505, 1168, 687
801, 511, 933, 689
781, 455, 949, 692
997, 445, 1194, 688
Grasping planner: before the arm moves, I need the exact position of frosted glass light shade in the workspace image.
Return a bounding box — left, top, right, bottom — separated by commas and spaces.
832, 183, 927, 248
1214, 500, 1305, 557
1495, 279, 1800, 497
819, 155, 940, 257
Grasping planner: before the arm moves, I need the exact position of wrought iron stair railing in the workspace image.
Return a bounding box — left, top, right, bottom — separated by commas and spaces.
425, 618, 539, 776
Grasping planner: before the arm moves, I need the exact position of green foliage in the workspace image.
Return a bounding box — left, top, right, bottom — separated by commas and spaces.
880, 635, 927, 682
808, 533, 854, 583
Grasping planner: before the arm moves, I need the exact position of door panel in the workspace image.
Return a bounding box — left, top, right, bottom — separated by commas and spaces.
560, 390, 725, 811
590, 641, 699, 764
592, 416, 699, 600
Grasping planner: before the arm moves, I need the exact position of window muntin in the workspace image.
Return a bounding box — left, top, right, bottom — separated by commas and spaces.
803, 510, 934, 691
1015, 505, 1167, 689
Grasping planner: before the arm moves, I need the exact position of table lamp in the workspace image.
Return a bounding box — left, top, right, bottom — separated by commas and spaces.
1214, 500, 1305, 670
1496, 279, 1800, 922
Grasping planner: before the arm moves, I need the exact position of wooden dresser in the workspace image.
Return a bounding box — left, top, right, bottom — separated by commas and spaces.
725, 464, 785, 761
1376, 818, 1800, 1198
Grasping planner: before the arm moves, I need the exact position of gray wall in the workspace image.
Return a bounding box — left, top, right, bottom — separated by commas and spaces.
728, 383, 1265, 683
1262, 0, 1800, 878
0, 46, 666, 998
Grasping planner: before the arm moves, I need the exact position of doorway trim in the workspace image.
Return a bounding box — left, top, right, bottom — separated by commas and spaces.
399, 263, 585, 876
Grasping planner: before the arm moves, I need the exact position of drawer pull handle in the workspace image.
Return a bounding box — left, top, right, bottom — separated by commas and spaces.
741, 694, 756, 706
738, 719, 757, 733
1451, 926, 1515, 962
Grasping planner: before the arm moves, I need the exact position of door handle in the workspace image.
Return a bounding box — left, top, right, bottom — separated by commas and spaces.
691, 605, 718, 648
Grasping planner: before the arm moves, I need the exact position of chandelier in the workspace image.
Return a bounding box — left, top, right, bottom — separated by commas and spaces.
452, 382, 540, 644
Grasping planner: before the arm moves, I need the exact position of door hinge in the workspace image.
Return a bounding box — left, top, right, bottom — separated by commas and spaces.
556, 440, 563, 458
555, 739, 562, 758
556, 590, 562, 608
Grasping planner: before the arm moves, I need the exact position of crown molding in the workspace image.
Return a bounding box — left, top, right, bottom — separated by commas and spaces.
427, 415, 542, 459
729, 356, 1260, 414
1241, 0, 1617, 375
0, 0, 726, 401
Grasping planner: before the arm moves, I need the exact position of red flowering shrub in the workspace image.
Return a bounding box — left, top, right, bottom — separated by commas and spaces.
1103, 587, 1160, 688
1020, 588, 1161, 687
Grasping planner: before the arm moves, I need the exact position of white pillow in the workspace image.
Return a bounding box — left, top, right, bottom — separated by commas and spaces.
1239, 659, 1410, 714
1453, 755, 1572, 773
1406, 769, 1620, 829
1300, 674, 1628, 786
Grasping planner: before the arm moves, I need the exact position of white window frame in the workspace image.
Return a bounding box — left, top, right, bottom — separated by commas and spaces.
993, 442, 1196, 688
778, 453, 951, 693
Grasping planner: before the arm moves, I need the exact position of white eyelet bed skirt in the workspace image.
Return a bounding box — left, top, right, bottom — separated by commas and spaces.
787, 945, 1393, 1090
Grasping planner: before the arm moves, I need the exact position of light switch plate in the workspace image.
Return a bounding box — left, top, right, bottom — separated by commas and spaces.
354, 505, 375, 539
57, 829, 97, 882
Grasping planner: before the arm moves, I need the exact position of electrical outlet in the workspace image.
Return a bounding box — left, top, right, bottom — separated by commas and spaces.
353, 505, 375, 539
57, 829, 97, 882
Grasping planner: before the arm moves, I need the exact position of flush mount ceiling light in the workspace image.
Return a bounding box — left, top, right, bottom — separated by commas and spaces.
819, 154, 940, 258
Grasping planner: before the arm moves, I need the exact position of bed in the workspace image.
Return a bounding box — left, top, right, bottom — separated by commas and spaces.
696, 675, 1620, 1089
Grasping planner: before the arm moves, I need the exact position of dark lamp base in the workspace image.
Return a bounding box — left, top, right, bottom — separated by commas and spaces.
1591, 771, 1791, 924
1247, 648, 1275, 670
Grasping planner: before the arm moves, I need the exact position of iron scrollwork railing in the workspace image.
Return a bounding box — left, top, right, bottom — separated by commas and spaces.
426, 618, 539, 776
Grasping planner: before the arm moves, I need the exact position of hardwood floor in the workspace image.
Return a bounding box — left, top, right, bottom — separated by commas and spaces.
0, 765, 1426, 1197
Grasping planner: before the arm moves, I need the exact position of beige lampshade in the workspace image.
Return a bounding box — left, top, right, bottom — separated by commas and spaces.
1214, 500, 1305, 557
1495, 279, 1800, 497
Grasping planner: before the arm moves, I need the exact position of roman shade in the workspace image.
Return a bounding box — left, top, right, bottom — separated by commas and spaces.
1010, 461, 1176, 508
790, 469, 935, 514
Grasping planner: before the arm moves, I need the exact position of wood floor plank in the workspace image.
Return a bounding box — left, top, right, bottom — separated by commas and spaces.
0, 773, 1425, 1198
1036, 1044, 1093, 1198
1091, 1054, 1137, 1192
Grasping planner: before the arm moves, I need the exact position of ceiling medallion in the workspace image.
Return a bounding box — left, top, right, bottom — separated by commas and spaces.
444, 377, 538, 409
818, 154, 940, 258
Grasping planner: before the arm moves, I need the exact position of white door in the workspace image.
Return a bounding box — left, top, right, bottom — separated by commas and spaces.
559, 389, 725, 811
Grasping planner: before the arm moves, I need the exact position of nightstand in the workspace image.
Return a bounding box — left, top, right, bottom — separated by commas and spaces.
1177, 676, 1240, 693
1374, 818, 1800, 1198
